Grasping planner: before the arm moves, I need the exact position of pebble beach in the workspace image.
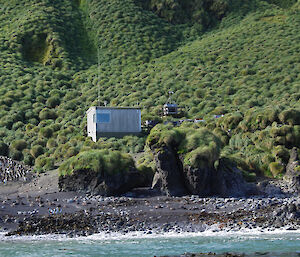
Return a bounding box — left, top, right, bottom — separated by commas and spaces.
0, 168, 299, 237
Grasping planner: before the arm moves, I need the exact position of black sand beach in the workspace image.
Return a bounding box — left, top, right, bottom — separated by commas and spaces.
0, 169, 299, 237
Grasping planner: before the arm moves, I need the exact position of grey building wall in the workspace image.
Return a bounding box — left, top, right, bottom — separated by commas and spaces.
87, 107, 141, 142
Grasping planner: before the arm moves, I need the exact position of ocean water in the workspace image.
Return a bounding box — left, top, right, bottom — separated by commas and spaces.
0, 229, 299, 257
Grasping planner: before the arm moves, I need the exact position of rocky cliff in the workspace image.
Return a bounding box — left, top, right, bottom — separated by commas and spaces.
150, 145, 257, 197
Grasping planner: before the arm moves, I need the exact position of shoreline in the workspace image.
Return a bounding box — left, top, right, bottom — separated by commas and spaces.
1, 193, 300, 237
0, 171, 299, 238
1, 226, 300, 241
0, 228, 300, 257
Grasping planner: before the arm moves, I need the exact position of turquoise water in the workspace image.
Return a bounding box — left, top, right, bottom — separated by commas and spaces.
0, 230, 299, 257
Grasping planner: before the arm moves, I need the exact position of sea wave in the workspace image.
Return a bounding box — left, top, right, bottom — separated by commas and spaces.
1, 226, 299, 242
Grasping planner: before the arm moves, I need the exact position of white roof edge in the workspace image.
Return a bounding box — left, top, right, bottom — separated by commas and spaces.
86, 106, 96, 114
86, 106, 141, 114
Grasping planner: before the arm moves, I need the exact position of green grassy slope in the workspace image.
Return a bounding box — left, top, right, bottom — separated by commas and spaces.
79, 0, 183, 65
0, 0, 299, 177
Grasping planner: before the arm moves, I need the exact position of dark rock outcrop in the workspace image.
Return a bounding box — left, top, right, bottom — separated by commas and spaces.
213, 158, 257, 197
181, 158, 254, 197
59, 168, 144, 196
183, 165, 213, 196
6, 212, 98, 236
284, 147, 300, 194
150, 145, 256, 197
151, 146, 188, 196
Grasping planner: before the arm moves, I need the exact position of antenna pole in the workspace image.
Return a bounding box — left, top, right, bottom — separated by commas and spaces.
168, 91, 174, 104
97, 48, 100, 106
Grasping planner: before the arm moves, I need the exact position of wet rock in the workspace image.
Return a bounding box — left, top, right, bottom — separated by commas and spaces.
288, 203, 297, 213
6, 212, 100, 236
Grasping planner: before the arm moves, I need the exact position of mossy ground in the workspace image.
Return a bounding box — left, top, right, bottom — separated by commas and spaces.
58, 149, 134, 177
147, 123, 222, 168
0, 0, 299, 177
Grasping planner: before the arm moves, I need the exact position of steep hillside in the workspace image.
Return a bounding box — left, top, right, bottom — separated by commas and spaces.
78, 0, 183, 65
0, 0, 299, 178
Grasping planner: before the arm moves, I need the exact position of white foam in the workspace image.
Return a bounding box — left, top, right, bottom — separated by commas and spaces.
82, 228, 300, 241
0, 232, 69, 242
1, 226, 299, 242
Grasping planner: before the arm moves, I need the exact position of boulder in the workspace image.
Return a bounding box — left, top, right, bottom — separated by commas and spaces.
59, 168, 144, 196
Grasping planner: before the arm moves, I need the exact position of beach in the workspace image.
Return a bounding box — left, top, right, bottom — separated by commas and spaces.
0, 170, 299, 237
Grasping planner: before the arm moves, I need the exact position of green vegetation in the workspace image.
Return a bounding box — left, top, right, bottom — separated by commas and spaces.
135, 0, 229, 29
0, 0, 299, 178
58, 149, 134, 176
269, 161, 285, 177
147, 123, 222, 168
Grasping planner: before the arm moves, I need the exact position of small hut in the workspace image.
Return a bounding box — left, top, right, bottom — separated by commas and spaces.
163, 103, 179, 116
87, 106, 141, 142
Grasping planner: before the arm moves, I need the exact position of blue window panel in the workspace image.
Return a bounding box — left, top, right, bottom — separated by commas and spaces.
97, 113, 110, 123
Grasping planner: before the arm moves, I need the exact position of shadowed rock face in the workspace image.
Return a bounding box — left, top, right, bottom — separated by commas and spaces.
183, 165, 213, 196
182, 158, 257, 197
150, 145, 257, 197
58, 168, 144, 196
213, 159, 257, 197
285, 147, 300, 194
152, 146, 188, 196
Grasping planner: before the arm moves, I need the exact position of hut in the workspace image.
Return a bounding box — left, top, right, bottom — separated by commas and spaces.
86, 106, 141, 142
163, 103, 179, 116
